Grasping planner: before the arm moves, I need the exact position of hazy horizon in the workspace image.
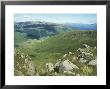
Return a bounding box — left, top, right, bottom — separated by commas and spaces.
14, 14, 97, 24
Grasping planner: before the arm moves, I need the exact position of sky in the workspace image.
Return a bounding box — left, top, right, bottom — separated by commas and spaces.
14, 14, 97, 24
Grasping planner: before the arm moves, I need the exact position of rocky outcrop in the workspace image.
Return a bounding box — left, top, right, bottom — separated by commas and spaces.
14, 49, 37, 76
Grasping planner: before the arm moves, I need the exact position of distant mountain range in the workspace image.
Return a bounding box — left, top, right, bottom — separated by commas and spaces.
14, 21, 73, 39
65, 23, 97, 30
14, 21, 97, 39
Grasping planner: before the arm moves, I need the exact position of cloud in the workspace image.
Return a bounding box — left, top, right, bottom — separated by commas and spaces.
23, 15, 31, 19
22, 15, 34, 21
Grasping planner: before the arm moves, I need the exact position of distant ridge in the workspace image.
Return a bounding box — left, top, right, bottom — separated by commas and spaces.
65, 23, 97, 30
14, 21, 75, 39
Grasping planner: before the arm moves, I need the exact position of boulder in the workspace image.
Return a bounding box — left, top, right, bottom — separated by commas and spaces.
88, 59, 97, 66
63, 71, 75, 75
54, 60, 61, 73
76, 73, 80, 76
59, 60, 79, 73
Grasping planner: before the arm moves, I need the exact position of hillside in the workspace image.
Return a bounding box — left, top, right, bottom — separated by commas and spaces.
20, 30, 96, 53
15, 30, 97, 73
14, 21, 74, 40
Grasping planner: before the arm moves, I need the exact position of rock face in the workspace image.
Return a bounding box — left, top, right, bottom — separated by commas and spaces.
54, 59, 79, 73
88, 59, 97, 66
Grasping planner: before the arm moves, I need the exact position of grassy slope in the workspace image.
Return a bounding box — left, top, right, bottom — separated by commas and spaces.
16, 30, 97, 70
14, 32, 28, 47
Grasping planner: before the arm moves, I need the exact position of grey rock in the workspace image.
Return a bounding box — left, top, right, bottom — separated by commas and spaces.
79, 58, 88, 63
88, 59, 97, 66
59, 60, 79, 72
63, 71, 75, 75
76, 74, 80, 76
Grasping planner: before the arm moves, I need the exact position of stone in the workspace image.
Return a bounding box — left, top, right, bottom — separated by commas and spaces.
45, 63, 54, 73
63, 71, 75, 75
27, 61, 36, 75
59, 60, 79, 73
72, 56, 78, 60
88, 59, 97, 66
83, 44, 90, 48
62, 54, 67, 58
69, 52, 72, 55
76, 73, 80, 76
79, 58, 88, 63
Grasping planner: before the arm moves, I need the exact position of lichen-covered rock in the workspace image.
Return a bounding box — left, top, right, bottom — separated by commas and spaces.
45, 63, 54, 73
77, 44, 96, 61
27, 61, 36, 75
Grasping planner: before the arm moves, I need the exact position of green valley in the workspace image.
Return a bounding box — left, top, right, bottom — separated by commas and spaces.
14, 28, 97, 76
